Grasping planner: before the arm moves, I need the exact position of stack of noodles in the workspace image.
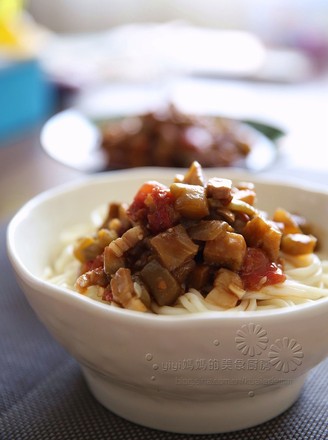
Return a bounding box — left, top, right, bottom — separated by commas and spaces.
45, 164, 328, 315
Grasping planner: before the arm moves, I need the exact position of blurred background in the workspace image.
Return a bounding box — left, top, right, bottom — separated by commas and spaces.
1, 0, 328, 216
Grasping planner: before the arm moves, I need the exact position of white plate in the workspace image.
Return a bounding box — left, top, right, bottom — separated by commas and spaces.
41, 108, 279, 173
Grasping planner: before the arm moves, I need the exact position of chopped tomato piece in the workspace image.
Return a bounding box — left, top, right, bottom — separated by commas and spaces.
240, 247, 286, 291
127, 181, 160, 222
128, 181, 179, 233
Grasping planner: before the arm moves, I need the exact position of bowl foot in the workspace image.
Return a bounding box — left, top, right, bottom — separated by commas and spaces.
82, 366, 306, 434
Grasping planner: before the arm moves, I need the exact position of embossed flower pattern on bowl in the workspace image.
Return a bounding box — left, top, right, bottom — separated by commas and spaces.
235, 323, 269, 357
268, 337, 304, 373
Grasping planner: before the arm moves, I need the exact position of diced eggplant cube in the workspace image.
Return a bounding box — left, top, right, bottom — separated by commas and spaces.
182, 161, 205, 186
150, 224, 198, 271
206, 177, 233, 203
188, 220, 229, 241
272, 208, 302, 234
243, 215, 282, 261
204, 231, 246, 271
281, 233, 317, 255
140, 260, 181, 306
170, 183, 209, 219
205, 268, 242, 308
187, 264, 211, 291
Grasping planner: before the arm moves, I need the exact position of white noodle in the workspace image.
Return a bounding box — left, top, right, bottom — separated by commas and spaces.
45, 217, 328, 315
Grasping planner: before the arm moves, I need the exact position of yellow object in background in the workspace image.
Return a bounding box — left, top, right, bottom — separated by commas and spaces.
0, 0, 23, 18
0, 0, 55, 142
0, 0, 31, 53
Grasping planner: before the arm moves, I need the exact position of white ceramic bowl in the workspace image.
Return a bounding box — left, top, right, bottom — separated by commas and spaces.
7, 168, 328, 434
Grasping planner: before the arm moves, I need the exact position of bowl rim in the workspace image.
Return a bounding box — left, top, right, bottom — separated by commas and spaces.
7, 166, 328, 323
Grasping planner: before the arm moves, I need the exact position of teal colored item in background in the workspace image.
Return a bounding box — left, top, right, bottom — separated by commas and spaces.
0, 58, 55, 143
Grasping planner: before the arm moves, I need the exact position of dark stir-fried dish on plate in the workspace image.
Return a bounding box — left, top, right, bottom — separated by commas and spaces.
100, 106, 253, 169
41, 105, 282, 172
